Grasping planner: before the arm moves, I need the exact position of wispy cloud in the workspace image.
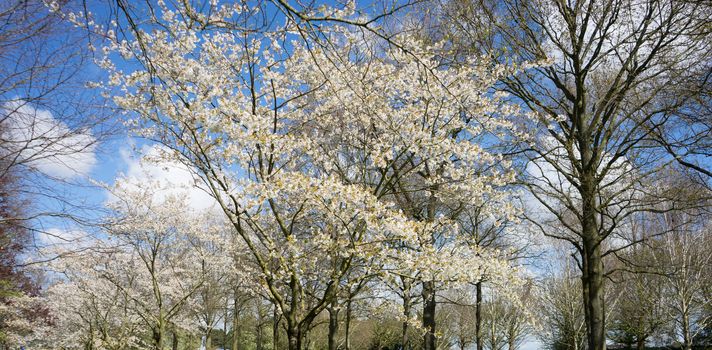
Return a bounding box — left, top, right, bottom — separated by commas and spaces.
110, 144, 217, 211
1, 100, 97, 179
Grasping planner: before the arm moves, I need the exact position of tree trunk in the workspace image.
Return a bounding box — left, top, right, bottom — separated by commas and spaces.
256, 320, 264, 350
581, 175, 606, 350
489, 320, 496, 350
153, 330, 164, 350
303, 327, 311, 350
402, 280, 412, 350
582, 238, 606, 350
154, 320, 165, 350
232, 299, 240, 350
476, 281, 483, 350
328, 300, 339, 350
235, 300, 240, 350
682, 309, 692, 350
86, 323, 95, 350
635, 338, 645, 350
206, 331, 212, 350
224, 306, 228, 350
345, 297, 352, 350
273, 306, 280, 350
507, 319, 516, 350
287, 324, 301, 350
422, 280, 436, 350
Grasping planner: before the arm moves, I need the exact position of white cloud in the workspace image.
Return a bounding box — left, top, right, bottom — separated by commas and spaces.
0, 100, 97, 179
112, 144, 218, 211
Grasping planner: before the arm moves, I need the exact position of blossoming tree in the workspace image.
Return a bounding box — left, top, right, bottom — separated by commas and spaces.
47, 1, 537, 348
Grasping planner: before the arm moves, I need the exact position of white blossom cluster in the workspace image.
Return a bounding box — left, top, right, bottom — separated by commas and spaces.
29, 1, 539, 347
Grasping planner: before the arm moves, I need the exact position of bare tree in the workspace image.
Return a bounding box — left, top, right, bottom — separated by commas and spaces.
656, 214, 712, 350
0, 1, 112, 345
444, 290, 477, 350
606, 210, 675, 350
431, 1, 712, 348
482, 292, 532, 350
0, 0, 115, 259
537, 254, 587, 350
608, 250, 669, 350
